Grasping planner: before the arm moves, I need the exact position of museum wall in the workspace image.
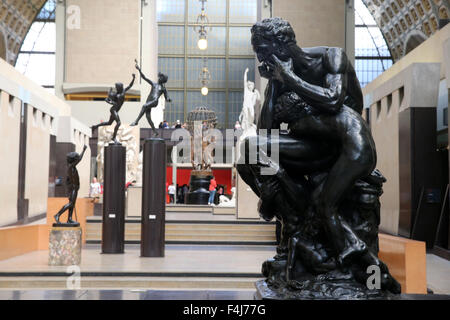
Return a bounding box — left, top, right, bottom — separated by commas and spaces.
368, 88, 401, 235
364, 23, 450, 93
56, 0, 159, 128
367, 63, 441, 236
0, 56, 91, 226
0, 92, 20, 226
272, 0, 347, 49
363, 24, 450, 236
24, 105, 53, 218
64, 0, 140, 85
68, 100, 142, 128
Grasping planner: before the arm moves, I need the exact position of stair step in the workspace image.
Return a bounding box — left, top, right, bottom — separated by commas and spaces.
85, 217, 277, 244
0, 276, 261, 290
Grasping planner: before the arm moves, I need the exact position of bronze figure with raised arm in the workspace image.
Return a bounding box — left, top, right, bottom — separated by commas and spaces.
54, 145, 88, 225
91, 74, 136, 144
131, 59, 171, 136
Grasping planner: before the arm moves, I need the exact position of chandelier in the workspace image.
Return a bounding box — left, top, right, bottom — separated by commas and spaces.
193, 0, 211, 50
199, 58, 211, 96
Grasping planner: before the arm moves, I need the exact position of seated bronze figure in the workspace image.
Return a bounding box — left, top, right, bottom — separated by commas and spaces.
238, 17, 401, 299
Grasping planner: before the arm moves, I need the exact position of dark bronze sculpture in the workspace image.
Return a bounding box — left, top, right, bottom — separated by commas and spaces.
54, 145, 88, 226
131, 60, 171, 136
91, 74, 136, 144
238, 17, 401, 299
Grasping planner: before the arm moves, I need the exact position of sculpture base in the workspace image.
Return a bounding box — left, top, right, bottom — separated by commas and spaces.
186, 170, 213, 205
254, 279, 397, 300
52, 222, 80, 227
48, 226, 82, 266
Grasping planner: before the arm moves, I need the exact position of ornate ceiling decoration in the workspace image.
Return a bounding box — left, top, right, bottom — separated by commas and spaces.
0, 0, 46, 64
362, 0, 450, 61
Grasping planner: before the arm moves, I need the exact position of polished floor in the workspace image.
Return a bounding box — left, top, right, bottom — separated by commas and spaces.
426, 253, 450, 294
0, 244, 449, 298
0, 244, 275, 275
0, 289, 256, 300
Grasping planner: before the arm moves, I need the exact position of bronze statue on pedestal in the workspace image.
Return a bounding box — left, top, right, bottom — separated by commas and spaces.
238, 17, 401, 299
131, 60, 171, 136
53, 145, 88, 226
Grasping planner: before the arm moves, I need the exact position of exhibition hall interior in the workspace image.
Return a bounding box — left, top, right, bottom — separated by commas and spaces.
0, 0, 449, 301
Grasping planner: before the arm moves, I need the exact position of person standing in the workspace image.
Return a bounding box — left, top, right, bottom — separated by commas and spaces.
89, 177, 102, 203
182, 184, 189, 203
208, 177, 217, 205
168, 183, 176, 203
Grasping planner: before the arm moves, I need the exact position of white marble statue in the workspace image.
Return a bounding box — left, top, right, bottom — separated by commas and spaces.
239, 68, 260, 140
97, 124, 140, 184
136, 150, 143, 186
218, 187, 236, 207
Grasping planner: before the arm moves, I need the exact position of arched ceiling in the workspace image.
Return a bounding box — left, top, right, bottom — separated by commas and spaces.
362, 0, 450, 61
0, 0, 46, 64
0, 0, 449, 66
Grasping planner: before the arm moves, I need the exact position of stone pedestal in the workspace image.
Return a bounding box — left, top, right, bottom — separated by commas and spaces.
102, 143, 126, 254
48, 226, 82, 266
126, 186, 142, 217
186, 170, 213, 205
254, 279, 396, 300
141, 138, 166, 257
237, 174, 259, 219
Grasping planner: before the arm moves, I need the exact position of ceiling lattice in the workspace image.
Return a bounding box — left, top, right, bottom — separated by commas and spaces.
362, 0, 450, 61
0, 0, 47, 64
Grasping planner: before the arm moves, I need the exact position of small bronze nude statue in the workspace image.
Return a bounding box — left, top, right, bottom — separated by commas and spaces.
54, 145, 88, 226
91, 73, 136, 144
131, 59, 171, 136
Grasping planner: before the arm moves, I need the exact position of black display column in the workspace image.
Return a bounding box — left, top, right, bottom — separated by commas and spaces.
102, 143, 126, 253
141, 138, 166, 257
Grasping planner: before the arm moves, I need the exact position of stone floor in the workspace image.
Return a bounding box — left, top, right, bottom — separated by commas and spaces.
0, 289, 256, 300
426, 253, 450, 294
0, 245, 448, 298
0, 244, 276, 275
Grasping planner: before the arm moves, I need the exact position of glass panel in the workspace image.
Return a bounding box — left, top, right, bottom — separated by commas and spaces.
163, 90, 185, 125
188, 0, 226, 23
437, 79, 448, 131
158, 26, 185, 55
354, 0, 393, 88
229, 0, 257, 24
157, 0, 185, 22
229, 27, 254, 56
187, 58, 226, 88
355, 0, 377, 25
158, 57, 185, 88
355, 58, 393, 88
15, 53, 55, 87
187, 26, 226, 55
228, 58, 255, 89
187, 90, 226, 128
20, 22, 56, 52
36, 0, 56, 20
355, 27, 390, 57
228, 91, 244, 126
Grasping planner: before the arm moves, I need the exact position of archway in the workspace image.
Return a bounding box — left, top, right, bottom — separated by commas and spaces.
0, 30, 6, 61
404, 30, 428, 56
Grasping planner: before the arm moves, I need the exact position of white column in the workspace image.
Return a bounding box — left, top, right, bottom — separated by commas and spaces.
141, 0, 161, 127
55, 0, 66, 99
